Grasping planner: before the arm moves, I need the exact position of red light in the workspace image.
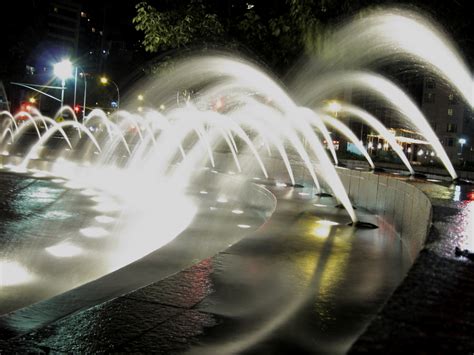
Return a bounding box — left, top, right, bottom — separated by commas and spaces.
467, 191, 474, 201
74, 105, 81, 113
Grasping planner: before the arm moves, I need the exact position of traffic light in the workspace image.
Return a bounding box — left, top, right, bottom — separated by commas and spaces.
74, 105, 81, 113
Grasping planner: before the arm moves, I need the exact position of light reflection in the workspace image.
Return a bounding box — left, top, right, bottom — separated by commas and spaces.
199, 190, 208, 194
46, 242, 83, 257
275, 182, 287, 187
0, 261, 34, 286
313, 203, 329, 207
454, 185, 461, 201
95, 215, 115, 224
237, 224, 251, 229
217, 196, 228, 203
232, 209, 244, 214
80, 227, 109, 238
317, 219, 340, 226
298, 192, 310, 196
313, 225, 331, 238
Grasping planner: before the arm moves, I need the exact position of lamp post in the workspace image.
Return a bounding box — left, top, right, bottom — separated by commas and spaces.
53, 59, 73, 107
100, 76, 120, 109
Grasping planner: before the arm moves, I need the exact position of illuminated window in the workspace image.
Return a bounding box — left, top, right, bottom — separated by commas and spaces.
447, 123, 457, 133
424, 92, 435, 103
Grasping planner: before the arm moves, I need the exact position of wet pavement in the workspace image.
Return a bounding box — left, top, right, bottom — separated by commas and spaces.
0, 171, 417, 353
351, 177, 474, 353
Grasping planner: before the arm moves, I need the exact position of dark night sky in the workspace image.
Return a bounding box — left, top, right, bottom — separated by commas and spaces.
1, 0, 472, 78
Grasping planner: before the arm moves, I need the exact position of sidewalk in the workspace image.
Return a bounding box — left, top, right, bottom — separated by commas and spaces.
350, 180, 474, 353
1, 181, 472, 353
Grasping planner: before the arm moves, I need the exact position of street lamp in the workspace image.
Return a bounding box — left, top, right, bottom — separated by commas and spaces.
327, 100, 341, 117
53, 59, 73, 107
100, 76, 120, 109
72, 66, 88, 122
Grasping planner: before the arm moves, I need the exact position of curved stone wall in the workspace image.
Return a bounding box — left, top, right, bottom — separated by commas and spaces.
337, 167, 432, 260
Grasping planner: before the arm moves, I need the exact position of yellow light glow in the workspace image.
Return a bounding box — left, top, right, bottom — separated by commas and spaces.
137, 94, 144, 101
100, 76, 108, 84
313, 225, 331, 238
327, 100, 342, 113
29, 97, 37, 104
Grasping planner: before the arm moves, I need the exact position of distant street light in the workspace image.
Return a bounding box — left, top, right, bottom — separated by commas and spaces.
100, 76, 120, 109
72, 66, 88, 122
53, 59, 73, 107
327, 100, 342, 116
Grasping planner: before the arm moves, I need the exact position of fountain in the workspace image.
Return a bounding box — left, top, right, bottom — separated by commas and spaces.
0, 7, 472, 353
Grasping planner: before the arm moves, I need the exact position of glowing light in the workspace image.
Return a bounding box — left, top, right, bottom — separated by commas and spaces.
0, 261, 34, 286
317, 219, 339, 226
377, 143, 382, 149
137, 94, 144, 101
160, 104, 165, 110
327, 100, 342, 113
417, 149, 424, 156
199, 190, 208, 194
298, 192, 310, 196
217, 196, 228, 203
46, 242, 83, 257
237, 224, 251, 229
80, 227, 109, 238
95, 215, 116, 224
232, 209, 244, 214
275, 182, 287, 187
313, 225, 331, 238
53, 59, 73, 80
29, 97, 36, 104
313, 203, 328, 207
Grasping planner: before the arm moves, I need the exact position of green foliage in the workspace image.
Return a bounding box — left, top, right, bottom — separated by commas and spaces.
133, 0, 224, 52
132, 0, 366, 72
